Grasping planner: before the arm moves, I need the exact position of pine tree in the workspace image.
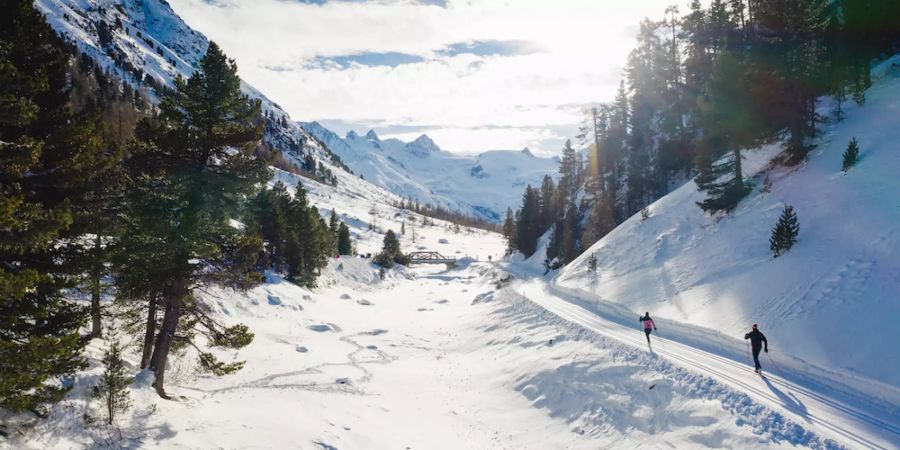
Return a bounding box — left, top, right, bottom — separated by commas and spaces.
515, 186, 542, 257
557, 140, 580, 202
538, 175, 557, 230
282, 182, 329, 287
328, 209, 339, 253
248, 182, 291, 270
92, 341, 132, 425
695, 52, 764, 212
375, 230, 407, 268
501, 208, 517, 255
0, 0, 102, 411
121, 42, 269, 398
770, 204, 799, 257
337, 223, 353, 255
842, 137, 859, 171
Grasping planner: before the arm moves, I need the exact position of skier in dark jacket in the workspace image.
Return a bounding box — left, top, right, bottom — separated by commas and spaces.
744, 324, 768, 373
639, 312, 657, 345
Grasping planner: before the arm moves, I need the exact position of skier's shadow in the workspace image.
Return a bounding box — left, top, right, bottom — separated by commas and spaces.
763, 376, 809, 422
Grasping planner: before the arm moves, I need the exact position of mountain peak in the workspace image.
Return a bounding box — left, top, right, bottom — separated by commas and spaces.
405, 134, 440, 156
521, 147, 534, 157
346, 130, 359, 140
365, 129, 379, 140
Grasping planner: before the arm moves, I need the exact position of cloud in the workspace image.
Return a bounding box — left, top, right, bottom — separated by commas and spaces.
169, 0, 670, 155
438, 40, 541, 57
307, 52, 426, 69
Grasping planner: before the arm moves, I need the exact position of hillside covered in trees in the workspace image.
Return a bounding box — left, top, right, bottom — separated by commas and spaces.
505, 0, 900, 268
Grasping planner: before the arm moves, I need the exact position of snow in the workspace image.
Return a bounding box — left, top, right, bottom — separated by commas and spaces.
2, 260, 821, 449
301, 121, 559, 222
7, 1, 899, 449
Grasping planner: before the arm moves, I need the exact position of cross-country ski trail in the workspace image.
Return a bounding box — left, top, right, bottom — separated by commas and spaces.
516, 279, 900, 450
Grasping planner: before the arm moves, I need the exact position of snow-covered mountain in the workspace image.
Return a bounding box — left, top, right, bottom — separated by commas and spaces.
34, 0, 369, 198
301, 121, 559, 222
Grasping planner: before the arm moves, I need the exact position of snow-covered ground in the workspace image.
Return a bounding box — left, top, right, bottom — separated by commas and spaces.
5, 258, 849, 449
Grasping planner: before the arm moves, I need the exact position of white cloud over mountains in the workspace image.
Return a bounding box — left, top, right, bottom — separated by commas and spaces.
170, 0, 671, 155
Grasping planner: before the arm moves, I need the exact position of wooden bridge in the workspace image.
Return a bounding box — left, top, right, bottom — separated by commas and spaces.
407, 251, 456, 265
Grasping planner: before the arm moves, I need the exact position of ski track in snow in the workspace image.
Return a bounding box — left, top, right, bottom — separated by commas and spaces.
511, 278, 900, 450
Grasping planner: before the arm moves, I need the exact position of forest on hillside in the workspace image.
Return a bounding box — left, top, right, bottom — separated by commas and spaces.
504, 0, 900, 268
0, 0, 355, 413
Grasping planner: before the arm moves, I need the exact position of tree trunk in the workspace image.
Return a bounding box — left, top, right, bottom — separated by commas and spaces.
733, 147, 743, 187
140, 294, 158, 369
150, 279, 186, 399
90, 234, 102, 339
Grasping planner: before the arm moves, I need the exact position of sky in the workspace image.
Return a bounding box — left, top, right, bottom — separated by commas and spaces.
169, 0, 675, 156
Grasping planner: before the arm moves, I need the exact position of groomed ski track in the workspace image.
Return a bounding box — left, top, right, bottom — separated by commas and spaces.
513, 278, 900, 450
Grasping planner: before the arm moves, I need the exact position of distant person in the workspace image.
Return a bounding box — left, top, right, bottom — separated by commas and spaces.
744, 324, 768, 374
639, 312, 657, 346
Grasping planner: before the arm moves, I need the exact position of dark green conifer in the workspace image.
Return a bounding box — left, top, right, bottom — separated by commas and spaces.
121, 42, 268, 398
842, 137, 859, 171
770, 205, 800, 257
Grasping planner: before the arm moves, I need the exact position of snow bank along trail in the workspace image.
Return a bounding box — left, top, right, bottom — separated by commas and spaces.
514, 278, 900, 450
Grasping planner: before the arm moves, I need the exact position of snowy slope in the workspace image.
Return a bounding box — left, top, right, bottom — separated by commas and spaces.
35, 0, 359, 193
556, 59, 900, 392
302, 121, 558, 221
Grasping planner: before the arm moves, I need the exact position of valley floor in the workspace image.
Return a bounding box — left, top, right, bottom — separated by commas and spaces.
10, 258, 898, 449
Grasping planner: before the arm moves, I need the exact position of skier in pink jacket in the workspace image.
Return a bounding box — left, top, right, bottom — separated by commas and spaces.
639, 312, 657, 345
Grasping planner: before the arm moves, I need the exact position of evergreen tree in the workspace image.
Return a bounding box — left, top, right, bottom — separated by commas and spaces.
770, 204, 800, 257
337, 223, 353, 256
375, 230, 407, 268
283, 182, 330, 287
501, 208, 517, 255
842, 137, 860, 171
92, 341, 132, 425
538, 175, 557, 230
582, 184, 615, 249
557, 140, 580, 202
514, 186, 542, 257
0, 0, 102, 411
328, 209, 340, 252
248, 182, 291, 270
695, 52, 767, 211
121, 42, 268, 398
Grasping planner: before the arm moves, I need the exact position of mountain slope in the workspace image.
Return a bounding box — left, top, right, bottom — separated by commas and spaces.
35, 0, 362, 194
556, 58, 900, 391
302, 122, 558, 221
